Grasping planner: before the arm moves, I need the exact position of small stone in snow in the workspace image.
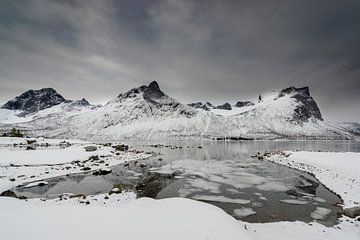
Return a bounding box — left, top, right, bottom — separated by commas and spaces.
84, 146, 97, 152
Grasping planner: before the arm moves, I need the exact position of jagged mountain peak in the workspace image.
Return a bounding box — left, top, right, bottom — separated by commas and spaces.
70, 98, 90, 106
108, 81, 196, 118
2, 87, 66, 114
216, 103, 232, 110
188, 102, 215, 111
279, 86, 323, 121
116, 81, 164, 101
279, 86, 310, 98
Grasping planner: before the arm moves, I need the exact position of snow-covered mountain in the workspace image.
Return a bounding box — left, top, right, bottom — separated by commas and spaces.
0, 82, 358, 140
2, 88, 66, 116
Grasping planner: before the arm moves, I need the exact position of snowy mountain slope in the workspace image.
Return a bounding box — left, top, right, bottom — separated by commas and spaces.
0, 82, 358, 140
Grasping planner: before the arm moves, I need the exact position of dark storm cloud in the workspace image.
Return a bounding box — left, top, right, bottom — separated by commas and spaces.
0, 0, 359, 121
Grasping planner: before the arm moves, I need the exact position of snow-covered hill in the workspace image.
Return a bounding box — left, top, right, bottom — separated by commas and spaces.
0, 82, 358, 140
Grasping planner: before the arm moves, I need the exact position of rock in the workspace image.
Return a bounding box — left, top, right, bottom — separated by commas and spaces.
139, 163, 146, 168
135, 182, 146, 190
93, 168, 112, 176
81, 167, 91, 171
235, 101, 254, 108
112, 144, 129, 151
9, 178, 15, 182
158, 158, 163, 161
88, 155, 99, 161
26, 140, 37, 145
286, 189, 303, 197
84, 146, 97, 152
188, 102, 215, 111
0, 190, 18, 198
344, 206, 360, 218
69, 193, 86, 199
109, 184, 123, 194
216, 103, 232, 110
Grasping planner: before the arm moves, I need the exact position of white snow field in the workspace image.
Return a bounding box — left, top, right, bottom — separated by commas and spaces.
265, 151, 360, 208
0, 197, 252, 240
0, 145, 111, 166
0, 193, 358, 240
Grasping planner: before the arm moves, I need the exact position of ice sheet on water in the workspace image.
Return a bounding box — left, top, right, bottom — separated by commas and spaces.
280, 199, 309, 205
24, 181, 48, 188
311, 207, 332, 220
192, 195, 251, 204
258, 196, 268, 201
152, 159, 289, 196
233, 207, 257, 217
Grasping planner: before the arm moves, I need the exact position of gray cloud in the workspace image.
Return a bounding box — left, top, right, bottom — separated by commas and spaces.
0, 0, 359, 121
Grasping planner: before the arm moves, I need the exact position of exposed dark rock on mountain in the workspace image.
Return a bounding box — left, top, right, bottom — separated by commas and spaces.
235, 101, 254, 108
188, 102, 215, 111
216, 103, 232, 110
71, 98, 90, 106
279, 86, 323, 122
114, 81, 196, 117
2, 88, 66, 115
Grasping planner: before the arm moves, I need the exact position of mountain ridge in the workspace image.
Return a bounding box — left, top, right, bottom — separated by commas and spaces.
0, 82, 358, 140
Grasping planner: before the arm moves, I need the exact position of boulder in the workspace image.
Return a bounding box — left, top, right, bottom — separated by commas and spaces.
344, 206, 360, 218
0, 190, 18, 198
93, 168, 112, 176
84, 146, 97, 152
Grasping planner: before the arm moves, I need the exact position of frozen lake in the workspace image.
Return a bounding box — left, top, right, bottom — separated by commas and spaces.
15, 140, 360, 225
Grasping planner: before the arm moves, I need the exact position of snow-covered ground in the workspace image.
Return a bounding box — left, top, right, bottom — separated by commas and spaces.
264, 151, 360, 208
0, 191, 358, 240
0, 197, 252, 240
247, 216, 360, 240
0, 136, 89, 146
0, 138, 151, 192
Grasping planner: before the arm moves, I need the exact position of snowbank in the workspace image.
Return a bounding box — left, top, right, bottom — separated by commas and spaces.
0, 145, 111, 166
0, 197, 251, 240
265, 151, 360, 208
247, 217, 360, 240
0, 137, 89, 146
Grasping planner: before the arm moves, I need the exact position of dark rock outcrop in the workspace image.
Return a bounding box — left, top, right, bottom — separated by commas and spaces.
188, 102, 215, 111
279, 86, 323, 122
69, 98, 90, 107
216, 103, 232, 110
2, 88, 66, 115
235, 101, 254, 108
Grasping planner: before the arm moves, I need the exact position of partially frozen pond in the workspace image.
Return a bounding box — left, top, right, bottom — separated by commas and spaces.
15, 140, 360, 226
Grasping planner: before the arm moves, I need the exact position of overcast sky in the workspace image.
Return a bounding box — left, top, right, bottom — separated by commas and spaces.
0, 0, 359, 121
